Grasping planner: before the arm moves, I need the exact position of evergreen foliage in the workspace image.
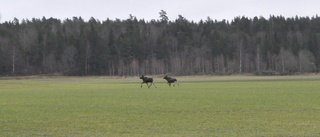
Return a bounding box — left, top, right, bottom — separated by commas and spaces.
0, 15, 319, 75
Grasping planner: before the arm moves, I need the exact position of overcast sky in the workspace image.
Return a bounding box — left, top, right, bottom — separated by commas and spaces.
0, 0, 319, 23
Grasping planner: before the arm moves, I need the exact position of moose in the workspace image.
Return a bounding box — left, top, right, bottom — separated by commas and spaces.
140, 75, 157, 88
163, 75, 179, 87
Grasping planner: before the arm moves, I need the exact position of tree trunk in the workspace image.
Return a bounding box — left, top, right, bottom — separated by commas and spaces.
239, 40, 243, 74
281, 52, 285, 72
256, 45, 261, 74
299, 56, 302, 72
12, 48, 15, 75
223, 54, 228, 73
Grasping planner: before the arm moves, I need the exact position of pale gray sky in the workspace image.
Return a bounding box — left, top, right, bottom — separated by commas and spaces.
0, 0, 319, 23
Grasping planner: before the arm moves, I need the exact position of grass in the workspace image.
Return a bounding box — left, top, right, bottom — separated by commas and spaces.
0, 75, 320, 136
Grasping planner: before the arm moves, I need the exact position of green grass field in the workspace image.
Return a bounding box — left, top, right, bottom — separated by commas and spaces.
0, 75, 320, 136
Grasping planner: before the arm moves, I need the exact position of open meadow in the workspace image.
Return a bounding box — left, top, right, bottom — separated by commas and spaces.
0, 75, 320, 136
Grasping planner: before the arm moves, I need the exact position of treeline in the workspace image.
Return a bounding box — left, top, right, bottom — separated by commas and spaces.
1, 13, 320, 76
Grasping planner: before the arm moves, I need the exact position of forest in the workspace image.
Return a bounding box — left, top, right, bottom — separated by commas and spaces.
0, 11, 320, 76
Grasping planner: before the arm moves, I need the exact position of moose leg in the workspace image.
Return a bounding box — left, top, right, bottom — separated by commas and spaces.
176, 82, 180, 87
147, 83, 151, 88
152, 82, 157, 88
148, 84, 151, 88
141, 82, 144, 88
